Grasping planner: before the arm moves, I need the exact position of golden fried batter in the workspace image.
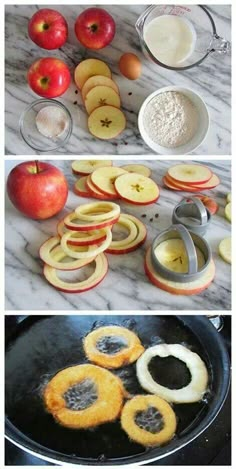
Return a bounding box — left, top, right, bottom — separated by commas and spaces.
44, 364, 126, 429
83, 326, 144, 369
121, 395, 177, 447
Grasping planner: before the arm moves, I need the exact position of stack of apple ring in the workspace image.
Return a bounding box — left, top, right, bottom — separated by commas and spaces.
40, 201, 147, 293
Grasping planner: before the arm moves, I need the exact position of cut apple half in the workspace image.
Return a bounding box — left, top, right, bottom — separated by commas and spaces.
74, 59, 112, 90
121, 164, 151, 178
74, 177, 91, 198
72, 160, 113, 175
145, 247, 215, 295
88, 106, 126, 140
82, 75, 119, 101
57, 220, 107, 246
86, 174, 117, 200
219, 237, 231, 264
225, 202, 231, 222
64, 211, 119, 231
61, 227, 112, 259
114, 173, 160, 205
168, 164, 212, 185
91, 166, 127, 196
75, 201, 120, 222
185, 195, 219, 215
43, 252, 108, 293
85, 85, 121, 115
106, 214, 147, 254
39, 236, 96, 270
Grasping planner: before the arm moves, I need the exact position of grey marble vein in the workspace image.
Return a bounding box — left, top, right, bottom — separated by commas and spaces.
5, 4, 231, 155
5, 159, 231, 311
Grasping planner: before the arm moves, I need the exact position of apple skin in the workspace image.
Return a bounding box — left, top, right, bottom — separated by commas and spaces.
28, 9, 68, 50
7, 161, 68, 220
75, 8, 116, 50
27, 57, 71, 98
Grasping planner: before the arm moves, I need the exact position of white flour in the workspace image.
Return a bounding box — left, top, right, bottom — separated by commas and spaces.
143, 91, 199, 148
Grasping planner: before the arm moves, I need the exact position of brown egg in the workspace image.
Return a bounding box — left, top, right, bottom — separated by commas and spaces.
119, 53, 142, 80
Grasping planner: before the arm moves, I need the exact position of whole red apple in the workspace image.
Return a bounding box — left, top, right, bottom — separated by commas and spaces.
28, 9, 68, 50
27, 57, 71, 98
75, 8, 116, 50
7, 161, 68, 220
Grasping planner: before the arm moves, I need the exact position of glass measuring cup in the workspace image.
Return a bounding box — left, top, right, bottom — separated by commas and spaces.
136, 5, 231, 70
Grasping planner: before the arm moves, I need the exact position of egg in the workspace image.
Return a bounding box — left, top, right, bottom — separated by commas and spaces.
119, 53, 142, 80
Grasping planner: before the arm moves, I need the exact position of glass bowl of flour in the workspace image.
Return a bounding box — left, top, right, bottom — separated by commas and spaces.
138, 86, 209, 155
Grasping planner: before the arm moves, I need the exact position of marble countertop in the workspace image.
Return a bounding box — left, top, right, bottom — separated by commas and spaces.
5, 4, 231, 156
5, 159, 231, 311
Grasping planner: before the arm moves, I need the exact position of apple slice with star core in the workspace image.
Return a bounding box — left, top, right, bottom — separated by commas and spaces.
85, 85, 120, 115
88, 105, 126, 139
114, 173, 159, 205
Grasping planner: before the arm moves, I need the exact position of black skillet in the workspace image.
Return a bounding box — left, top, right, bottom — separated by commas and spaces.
5, 315, 230, 466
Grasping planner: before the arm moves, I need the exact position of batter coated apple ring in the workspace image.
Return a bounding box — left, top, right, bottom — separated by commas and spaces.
136, 344, 208, 403
121, 395, 177, 447
44, 364, 126, 429
83, 325, 144, 369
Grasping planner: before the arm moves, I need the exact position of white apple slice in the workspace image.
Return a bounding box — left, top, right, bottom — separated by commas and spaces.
74, 177, 91, 198
82, 75, 119, 101
168, 164, 212, 185
64, 211, 119, 231
43, 252, 108, 293
121, 164, 151, 178
86, 174, 117, 200
75, 201, 120, 222
57, 220, 107, 246
72, 160, 113, 176
85, 85, 120, 115
88, 106, 126, 140
227, 193, 231, 203
166, 173, 220, 191
74, 59, 112, 90
91, 167, 127, 197
106, 214, 147, 254
163, 176, 182, 191
61, 227, 112, 259
145, 247, 215, 295
225, 202, 231, 222
219, 237, 231, 264
39, 236, 96, 270
114, 173, 159, 205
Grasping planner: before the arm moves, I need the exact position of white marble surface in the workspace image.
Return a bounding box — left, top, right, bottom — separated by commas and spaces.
5, 4, 231, 155
5, 159, 231, 311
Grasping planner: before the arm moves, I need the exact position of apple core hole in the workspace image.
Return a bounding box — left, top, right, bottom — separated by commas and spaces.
64, 379, 97, 410
135, 406, 164, 434
111, 224, 130, 241
96, 335, 128, 355
56, 261, 96, 283
148, 356, 191, 389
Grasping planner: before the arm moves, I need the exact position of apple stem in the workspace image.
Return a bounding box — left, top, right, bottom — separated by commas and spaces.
35, 160, 40, 174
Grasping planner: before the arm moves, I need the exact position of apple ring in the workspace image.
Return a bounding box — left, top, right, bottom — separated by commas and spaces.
83, 325, 144, 369
57, 220, 107, 246
75, 202, 120, 222
44, 364, 125, 429
136, 344, 208, 403
110, 215, 138, 248
121, 395, 177, 447
61, 228, 112, 259
64, 211, 119, 231
106, 214, 147, 254
39, 236, 96, 270
43, 252, 108, 293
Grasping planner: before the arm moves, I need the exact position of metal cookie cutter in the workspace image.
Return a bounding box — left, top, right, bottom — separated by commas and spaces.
172, 197, 212, 235
151, 224, 212, 283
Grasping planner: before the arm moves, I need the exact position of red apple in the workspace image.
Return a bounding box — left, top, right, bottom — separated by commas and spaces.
75, 8, 116, 50
27, 57, 71, 98
28, 9, 68, 50
7, 161, 68, 220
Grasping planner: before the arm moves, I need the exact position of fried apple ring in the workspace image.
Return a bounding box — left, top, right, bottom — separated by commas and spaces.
44, 364, 125, 429
121, 395, 177, 447
83, 325, 144, 369
136, 344, 208, 403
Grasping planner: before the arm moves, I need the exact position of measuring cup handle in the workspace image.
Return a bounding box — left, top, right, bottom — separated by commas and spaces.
173, 224, 198, 275
182, 197, 208, 225
209, 34, 231, 55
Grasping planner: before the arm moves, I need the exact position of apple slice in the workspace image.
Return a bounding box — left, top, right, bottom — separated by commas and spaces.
185, 195, 219, 215
74, 177, 91, 198
64, 211, 119, 231
86, 174, 117, 200
85, 85, 120, 115
121, 164, 151, 178
225, 202, 231, 222
82, 75, 119, 101
43, 252, 108, 293
74, 59, 112, 90
91, 166, 127, 196
106, 214, 147, 254
219, 237, 231, 264
163, 176, 182, 191
75, 201, 120, 222
227, 193, 231, 203
61, 227, 112, 259
108, 214, 138, 248
57, 220, 107, 246
114, 173, 159, 205
39, 236, 95, 270
88, 105, 126, 140
145, 247, 215, 295
168, 164, 212, 185
72, 160, 113, 176
166, 173, 220, 190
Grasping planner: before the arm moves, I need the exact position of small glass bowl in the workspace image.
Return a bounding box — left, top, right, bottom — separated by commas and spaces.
19, 99, 73, 152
